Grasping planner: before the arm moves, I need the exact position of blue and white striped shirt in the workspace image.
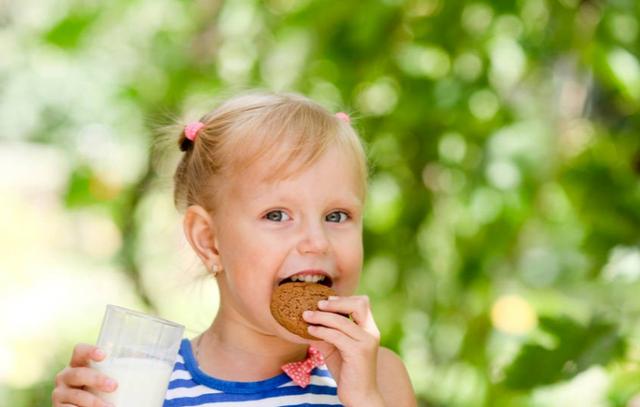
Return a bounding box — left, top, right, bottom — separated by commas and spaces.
163, 339, 343, 406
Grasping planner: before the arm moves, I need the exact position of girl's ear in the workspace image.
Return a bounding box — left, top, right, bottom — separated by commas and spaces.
183, 205, 221, 269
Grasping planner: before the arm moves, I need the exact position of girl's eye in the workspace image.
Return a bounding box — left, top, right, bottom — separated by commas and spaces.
326, 211, 349, 223
265, 210, 290, 222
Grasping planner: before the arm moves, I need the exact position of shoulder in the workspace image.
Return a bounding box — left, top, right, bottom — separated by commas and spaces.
376, 347, 417, 407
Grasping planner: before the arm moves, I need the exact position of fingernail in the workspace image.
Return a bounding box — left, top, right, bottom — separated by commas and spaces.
303, 310, 313, 319
318, 300, 327, 308
104, 378, 117, 390
94, 348, 105, 359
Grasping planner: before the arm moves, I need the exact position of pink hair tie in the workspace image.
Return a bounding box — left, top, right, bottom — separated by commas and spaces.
185, 121, 205, 141
335, 112, 350, 124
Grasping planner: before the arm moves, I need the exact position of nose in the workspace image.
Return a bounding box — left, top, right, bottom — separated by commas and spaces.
296, 219, 330, 255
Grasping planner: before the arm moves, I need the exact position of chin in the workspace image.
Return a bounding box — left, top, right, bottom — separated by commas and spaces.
274, 324, 317, 345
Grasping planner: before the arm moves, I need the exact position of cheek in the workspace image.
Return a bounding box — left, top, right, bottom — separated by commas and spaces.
219, 231, 280, 293
335, 231, 363, 272
219, 225, 269, 268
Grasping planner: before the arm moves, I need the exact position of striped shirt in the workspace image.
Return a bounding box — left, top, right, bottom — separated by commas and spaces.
163, 339, 344, 406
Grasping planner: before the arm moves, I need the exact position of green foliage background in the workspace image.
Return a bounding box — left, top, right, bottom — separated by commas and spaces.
1, 0, 639, 406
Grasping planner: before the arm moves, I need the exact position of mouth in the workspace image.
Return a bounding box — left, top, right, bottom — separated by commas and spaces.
277, 272, 333, 288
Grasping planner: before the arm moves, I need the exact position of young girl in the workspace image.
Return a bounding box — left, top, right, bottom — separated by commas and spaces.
52, 92, 416, 407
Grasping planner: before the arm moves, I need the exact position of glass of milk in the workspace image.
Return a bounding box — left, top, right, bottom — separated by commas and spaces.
90, 304, 184, 407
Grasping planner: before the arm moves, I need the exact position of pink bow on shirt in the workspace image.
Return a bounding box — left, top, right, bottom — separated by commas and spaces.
281, 346, 325, 388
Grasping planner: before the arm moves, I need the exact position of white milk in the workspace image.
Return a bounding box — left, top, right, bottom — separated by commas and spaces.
91, 357, 173, 407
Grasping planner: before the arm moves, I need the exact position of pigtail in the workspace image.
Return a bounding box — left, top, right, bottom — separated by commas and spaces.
179, 121, 205, 152
179, 130, 194, 152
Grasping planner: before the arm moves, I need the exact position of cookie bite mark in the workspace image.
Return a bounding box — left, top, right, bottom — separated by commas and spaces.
270, 282, 336, 339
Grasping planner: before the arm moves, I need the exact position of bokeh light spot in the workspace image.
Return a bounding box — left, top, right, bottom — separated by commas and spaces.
607, 48, 640, 100
396, 44, 451, 79
486, 160, 521, 190
438, 132, 467, 164
462, 3, 493, 34
356, 77, 399, 116
491, 295, 538, 335
469, 89, 499, 120
488, 37, 526, 91
602, 246, 640, 282
454, 51, 483, 82
607, 13, 638, 44
364, 173, 402, 232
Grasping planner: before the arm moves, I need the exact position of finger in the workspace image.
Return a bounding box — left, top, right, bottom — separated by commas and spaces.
318, 296, 379, 337
56, 387, 111, 407
70, 344, 106, 368
58, 367, 118, 392
318, 296, 370, 324
307, 325, 354, 351
308, 324, 380, 367
303, 310, 365, 341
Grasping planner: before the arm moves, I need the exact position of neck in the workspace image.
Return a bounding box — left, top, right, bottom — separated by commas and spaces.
193, 303, 308, 381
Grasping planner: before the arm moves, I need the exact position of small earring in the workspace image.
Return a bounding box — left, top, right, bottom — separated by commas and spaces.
211, 263, 222, 277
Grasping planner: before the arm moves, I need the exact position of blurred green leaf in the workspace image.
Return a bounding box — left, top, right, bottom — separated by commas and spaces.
44, 11, 98, 49
503, 316, 626, 389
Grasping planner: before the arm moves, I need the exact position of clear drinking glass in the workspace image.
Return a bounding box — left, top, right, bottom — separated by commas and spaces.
90, 304, 184, 407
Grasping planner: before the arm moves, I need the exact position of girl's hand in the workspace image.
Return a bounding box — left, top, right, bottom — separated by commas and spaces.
51, 343, 117, 407
303, 295, 385, 407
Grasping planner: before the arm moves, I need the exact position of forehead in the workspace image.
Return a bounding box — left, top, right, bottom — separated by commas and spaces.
230, 144, 365, 202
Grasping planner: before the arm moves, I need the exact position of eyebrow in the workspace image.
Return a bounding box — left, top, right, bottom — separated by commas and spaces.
330, 197, 364, 210
248, 191, 363, 210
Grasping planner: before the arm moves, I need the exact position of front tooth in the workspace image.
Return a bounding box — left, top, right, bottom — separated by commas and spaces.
290, 274, 326, 283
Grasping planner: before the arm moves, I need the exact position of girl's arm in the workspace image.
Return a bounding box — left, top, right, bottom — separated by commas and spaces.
376, 347, 418, 407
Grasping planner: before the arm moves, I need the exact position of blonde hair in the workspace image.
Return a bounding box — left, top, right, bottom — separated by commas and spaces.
172, 91, 368, 214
